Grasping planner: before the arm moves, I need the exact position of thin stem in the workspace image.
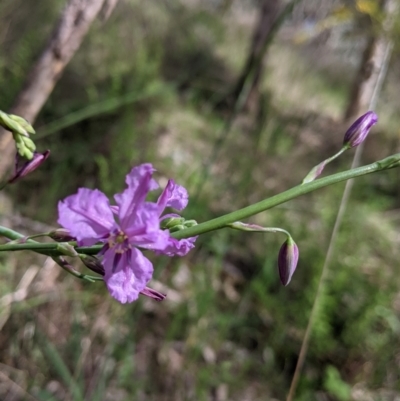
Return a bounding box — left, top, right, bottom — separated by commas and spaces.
0, 153, 400, 255
52, 256, 103, 282
172, 153, 400, 240
323, 146, 348, 165
0, 242, 59, 252
302, 146, 348, 184
36, 85, 168, 140
287, 22, 395, 401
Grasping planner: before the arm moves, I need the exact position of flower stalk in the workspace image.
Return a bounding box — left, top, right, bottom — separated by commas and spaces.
1, 152, 400, 255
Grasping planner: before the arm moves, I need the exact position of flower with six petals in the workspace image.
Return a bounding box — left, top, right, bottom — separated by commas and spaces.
58, 164, 189, 303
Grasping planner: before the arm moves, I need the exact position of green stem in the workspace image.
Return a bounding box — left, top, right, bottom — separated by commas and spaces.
52, 256, 102, 282
0, 153, 399, 253
324, 146, 348, 165
172, 153, 400, 239
302, 146, 348, 184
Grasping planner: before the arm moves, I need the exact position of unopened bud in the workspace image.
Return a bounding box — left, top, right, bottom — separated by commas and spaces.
140, 286, 166, 301
278, 236, 299, 286
8, 114, 35, 135
161, 217, 185, 229
48, 228, 76, 242
80, 254, 105, 276
168, 224, 186, 233
8, 150, 50, 184
56, 242, 78, 257
343, 111, 378, 148
0, 110, 29, 136
184, 219, 197, 228
22, 136, 36, 152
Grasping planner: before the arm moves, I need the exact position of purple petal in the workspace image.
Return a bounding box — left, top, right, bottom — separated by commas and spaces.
124, 202, 170, 251
103, 247, 153, 303
158, 236, 197, 257
115, 164, 154, 229
8, 150, 50, 184
149, 178, 159, 191
343, 111, 378, 148
157, 179, 188, 214
58, 188, 116, 244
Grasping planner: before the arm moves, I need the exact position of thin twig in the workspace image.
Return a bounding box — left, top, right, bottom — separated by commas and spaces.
286, 5, 395, 399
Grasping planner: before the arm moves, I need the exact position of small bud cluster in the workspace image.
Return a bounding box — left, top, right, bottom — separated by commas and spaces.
161, 217, 198, 232
0, 111, 36, 159
0, 110, 50, 184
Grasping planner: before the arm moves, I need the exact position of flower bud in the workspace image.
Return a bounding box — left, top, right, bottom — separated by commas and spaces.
0, 110, 29, 136
22, 136, 36, 153
278, 237, 299, 286
8, 150, 50, 184
161, 217, 185, 229
140, 286, 166, 301
184, 219, 198, 228
343, 111, 378, 148
8, 114, 35, 135
48, 228, 76, 242
168, 224, 186, 233
56, 242, 79, 257
80, 254, 105, 276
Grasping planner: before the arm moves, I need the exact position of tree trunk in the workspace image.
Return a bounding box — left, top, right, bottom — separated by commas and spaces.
344, 0, 396, 121
0, 0, 118, 178
230, 0, 281, 111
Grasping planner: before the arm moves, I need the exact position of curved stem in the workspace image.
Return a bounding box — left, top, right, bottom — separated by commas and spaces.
0, 153, 399, 254
172, 153, 400, 239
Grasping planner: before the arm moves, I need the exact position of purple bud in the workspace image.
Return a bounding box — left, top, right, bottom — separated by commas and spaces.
80, 255, 105, 276
49, 228, 76, 242
343, 111, 378, 148
140, 286, 167, 301
278, 237, 299, 286
8, 150, 50, 184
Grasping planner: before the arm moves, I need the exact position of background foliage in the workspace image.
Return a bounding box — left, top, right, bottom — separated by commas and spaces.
1, 0, 400, 400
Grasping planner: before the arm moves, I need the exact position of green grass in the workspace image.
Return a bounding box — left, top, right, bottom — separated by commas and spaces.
2, 1, 400, 400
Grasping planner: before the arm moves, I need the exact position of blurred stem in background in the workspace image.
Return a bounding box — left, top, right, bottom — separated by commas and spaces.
287, 1, 397, 399
192, 0, 301, 201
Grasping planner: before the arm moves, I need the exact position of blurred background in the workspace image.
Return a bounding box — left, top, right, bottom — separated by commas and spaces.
1, 0, 400, 400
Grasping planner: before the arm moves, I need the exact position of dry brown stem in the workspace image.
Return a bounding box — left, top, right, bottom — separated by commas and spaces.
0, 0, 119, 178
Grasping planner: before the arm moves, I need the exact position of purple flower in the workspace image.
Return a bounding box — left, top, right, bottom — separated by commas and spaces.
58, 164, 170, 303
343, 111, 378, 148
278, 237, 299, 286
157, 179, 197, 256
8, 150, 50, 184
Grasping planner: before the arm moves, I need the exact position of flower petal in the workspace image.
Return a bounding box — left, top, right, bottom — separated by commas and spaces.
103, 247, 153, 303
158, 236, 197, 257
157, 179, 188, 213
115, 164, 154, 229
58, 188, 116, 244
124, 202, 170, 251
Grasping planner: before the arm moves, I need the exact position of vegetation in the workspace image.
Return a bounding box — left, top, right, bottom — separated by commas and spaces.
1, 0, 400, 400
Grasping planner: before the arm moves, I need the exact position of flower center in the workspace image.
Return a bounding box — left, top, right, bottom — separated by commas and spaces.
108, 230, 131, 254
